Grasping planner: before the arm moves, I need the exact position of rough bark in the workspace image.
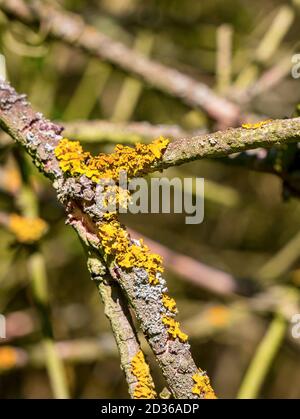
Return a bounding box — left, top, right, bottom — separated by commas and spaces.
0, 81, 150, 398
0, 81, 203, 398
155, 118, 300, 171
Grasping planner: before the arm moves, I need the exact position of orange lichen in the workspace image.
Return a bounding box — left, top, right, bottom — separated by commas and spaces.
55, 137, 169, 285
242, 119, 272, 130
0, 346, 19, 370
192, 370, 217, 399
98, 218, 163, 285
162, 315, 188, 342
55, 137, 169, 182
205, 305, 230, 327
162, 294, 178, 314
131, 350, 157, 399
9, 214, 48, 243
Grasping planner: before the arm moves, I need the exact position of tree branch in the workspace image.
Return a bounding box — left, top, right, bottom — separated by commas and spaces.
63, 120, 206, 144
0, 81, 154, 399
0, 0, 240, 126
154, 118, 300, 171
75, 224, 155, 399
0, 81, 212, 399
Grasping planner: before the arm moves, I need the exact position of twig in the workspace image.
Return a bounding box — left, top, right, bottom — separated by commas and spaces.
0, 338, 117, 372
154, 118, 300, 171
15, 168, 70, 399
111, 31, 154, 122
62, 60, 111, 121
63, 118, 300, 174
244, 53, 292, 101
256, 229, 300, 283
63, 119, 205, 144
28, 252, 70, 399
234, 5, 294, 90
0, 0, 240, 126
83, 248, 155, 399
91, 265, 150, 398
216, 24, 233, 94
237, 312, 287, 399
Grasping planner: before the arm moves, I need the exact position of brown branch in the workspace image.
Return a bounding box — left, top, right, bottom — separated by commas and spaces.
0, 119, 205, 150
2, 81, 300, 397
0, 0, 240, 126
0, 338, 117, 372
66, 205, 202, 399
154, 118, 300, 171
0, 82, 210, 399
78, 237, 154, 399
0, 83, 153, 399
62, 120, 206, 144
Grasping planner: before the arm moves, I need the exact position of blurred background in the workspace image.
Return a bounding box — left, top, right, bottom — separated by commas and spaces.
0, 0, 300, 399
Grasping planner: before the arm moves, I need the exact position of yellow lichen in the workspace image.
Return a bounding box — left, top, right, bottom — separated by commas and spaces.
162, 294, 178, 314
55, 137, 169, 182
55, 137, 169, 285
242, 119, 272, 130
98, 218, 163, 285
131, 350, 157, 399
192, 370, 217, 399
162, 315, 188, 342
9, 214, 48, 243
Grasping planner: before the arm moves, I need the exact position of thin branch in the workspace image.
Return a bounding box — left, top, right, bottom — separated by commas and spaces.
0, 0, 240, 126
9, 157, 70, 399
62, 120, 205, 144
256, 229, 300, 283
153, 118, 300, 171
0, 338, 118, 372
28, 252, 70, 399
80, 245, 155, 399
237, 312, 287, 399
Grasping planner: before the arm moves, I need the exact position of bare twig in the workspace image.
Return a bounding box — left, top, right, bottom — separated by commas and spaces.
237, 312, 287, 399
62, 119, 205, 144
0, 338, 118, 372
216, 24, 233, 94
6, 157, 70, 399
256, 229, 300, 283
0, 0, 240, 126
